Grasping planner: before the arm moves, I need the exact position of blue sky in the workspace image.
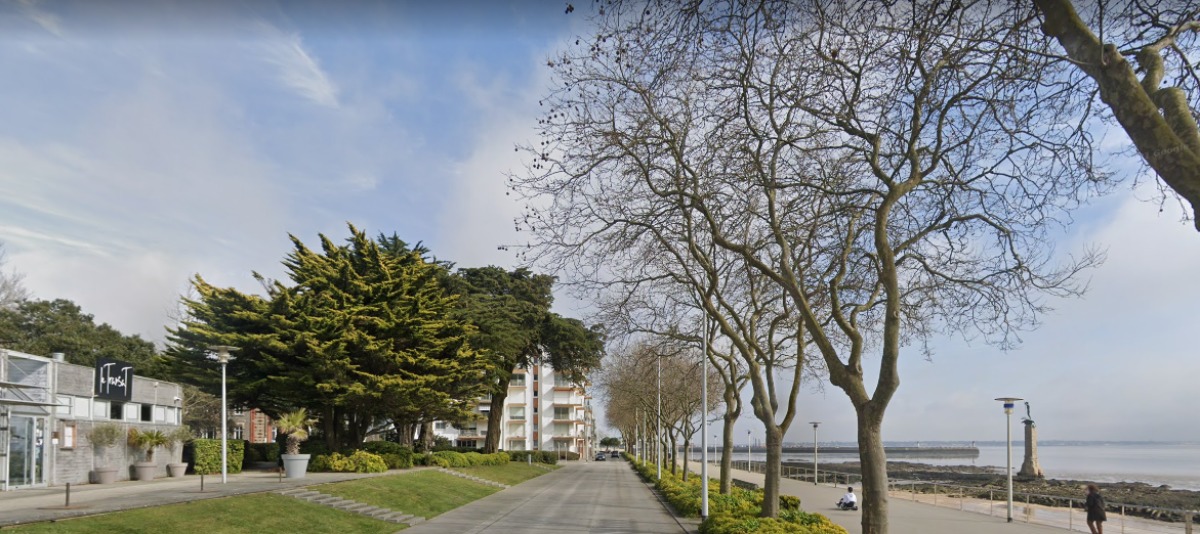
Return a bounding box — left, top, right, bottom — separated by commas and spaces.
1, 0, 1197, 445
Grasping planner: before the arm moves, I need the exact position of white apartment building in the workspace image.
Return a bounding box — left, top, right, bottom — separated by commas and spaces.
435, 363, 595, 457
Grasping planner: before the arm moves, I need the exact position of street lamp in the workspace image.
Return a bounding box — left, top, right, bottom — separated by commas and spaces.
746, 430, 751, 471
700, 314, 710, 520
810, 421, 821, 485
995, 397, 1023, 523
656, 352, 662, 480
209, 346, 238, 484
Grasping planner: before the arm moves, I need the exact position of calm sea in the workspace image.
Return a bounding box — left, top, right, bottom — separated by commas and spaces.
743, 443, 1200, 491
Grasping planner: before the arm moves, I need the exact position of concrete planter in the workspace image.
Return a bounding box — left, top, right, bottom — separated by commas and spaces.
281, 454, 310, 479
133, 462, 158, 481
167, 463, 188, 478
93, 467, 118, 484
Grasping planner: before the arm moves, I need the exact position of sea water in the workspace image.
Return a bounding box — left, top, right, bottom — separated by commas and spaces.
742, 442, 1200, 490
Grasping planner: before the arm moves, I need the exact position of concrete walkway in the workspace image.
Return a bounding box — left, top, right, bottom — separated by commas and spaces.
686, 461, 1071, 534
0, 467, 431, 527
404, 460, 693, 534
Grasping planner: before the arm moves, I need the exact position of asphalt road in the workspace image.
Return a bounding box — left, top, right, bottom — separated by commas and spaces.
403, 460, 693, 534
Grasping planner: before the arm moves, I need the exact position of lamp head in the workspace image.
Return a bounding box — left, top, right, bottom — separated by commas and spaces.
995, 397, 1023, 414
207, 345, 239, 364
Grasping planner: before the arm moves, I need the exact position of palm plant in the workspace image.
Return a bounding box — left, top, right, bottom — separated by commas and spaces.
128, 428, 171, 463
275, 408, 315, 455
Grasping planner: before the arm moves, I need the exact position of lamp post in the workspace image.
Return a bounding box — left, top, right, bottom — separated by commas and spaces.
700, 314, 710, 520
995, 397, 1023, 522
656, 353, 662, 480
810, 421, 821, 485
209, 346, 237, 484
746, 430, 751, 471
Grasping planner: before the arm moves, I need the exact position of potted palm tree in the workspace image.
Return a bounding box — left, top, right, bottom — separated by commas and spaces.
276, 408, 314, 479
128, 428, 170, 481
87, 423, 123, 484
166, 427, 193, 477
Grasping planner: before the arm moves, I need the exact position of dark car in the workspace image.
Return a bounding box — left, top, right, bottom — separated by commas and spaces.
595, 453, 607, 461
610, 450, 619, 458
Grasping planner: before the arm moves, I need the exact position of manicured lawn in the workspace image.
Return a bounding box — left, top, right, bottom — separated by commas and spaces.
6, 493, 396, 534
453, 462, 556, 485
319, 470, 498, 519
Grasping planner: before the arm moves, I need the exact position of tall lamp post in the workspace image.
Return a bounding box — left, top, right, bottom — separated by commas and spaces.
995, 397, 1023, 522
810, 421, 821, 485
209, 346, 238, 484
656, 352, 662, 480
746, 430, 751, 471
700, 314, 710, 520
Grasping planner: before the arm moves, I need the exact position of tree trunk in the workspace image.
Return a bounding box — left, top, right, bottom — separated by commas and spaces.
681, 436, 690, 482
324, 406, 338, 451
760, 425, 783, 518
670, 433, 678, 476
394, 421, 414, 447
720, 414, 734, 494
485, 376, 511, 453
857, 405, 889, 534
419, 421, 434, 451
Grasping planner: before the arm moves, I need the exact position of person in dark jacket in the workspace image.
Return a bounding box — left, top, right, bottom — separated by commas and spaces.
1085, 484, 1107, 534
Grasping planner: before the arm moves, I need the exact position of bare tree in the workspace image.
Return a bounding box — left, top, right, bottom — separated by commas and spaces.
0, 243, 30, 309
520, 2, 1104, 531
1035, 0, 1200, 229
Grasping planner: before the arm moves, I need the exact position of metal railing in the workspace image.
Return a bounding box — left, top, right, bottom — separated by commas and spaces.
724, 460, 1196, 534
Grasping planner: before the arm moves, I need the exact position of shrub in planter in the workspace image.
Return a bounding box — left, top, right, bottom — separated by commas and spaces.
87, 423, 124, 484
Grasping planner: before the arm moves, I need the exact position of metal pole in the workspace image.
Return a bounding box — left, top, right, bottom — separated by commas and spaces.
700, 315, 709, 519
996, 397, 1021, 523
811, 422, 821, 485
656, 354, 662, 480
221, 360, 228, 484
746, 430, 751, 471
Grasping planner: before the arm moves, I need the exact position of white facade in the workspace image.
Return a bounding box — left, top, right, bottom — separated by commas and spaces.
435, 363, 595, 457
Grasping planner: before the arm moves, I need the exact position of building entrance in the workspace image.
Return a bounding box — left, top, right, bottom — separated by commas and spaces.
5, 415, 46, 489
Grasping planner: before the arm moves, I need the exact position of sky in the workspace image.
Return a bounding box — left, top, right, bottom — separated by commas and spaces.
1, 0, 1197, 446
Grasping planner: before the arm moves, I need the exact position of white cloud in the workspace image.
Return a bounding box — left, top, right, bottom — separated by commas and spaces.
13, 0, 63, 37
255, 21, 339, 108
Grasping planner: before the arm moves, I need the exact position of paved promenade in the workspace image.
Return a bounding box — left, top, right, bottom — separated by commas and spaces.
0, 468, 418, 527
405, 460, 693, 533
685, 461, 1074, 534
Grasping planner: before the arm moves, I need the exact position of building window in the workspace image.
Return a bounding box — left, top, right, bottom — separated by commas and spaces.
109, 401, 124, 420
232, 427, 244, 440
56, 395, 73, 416
509, 407, 525, 420
233, 407, 245, 416
554, 408, 570, 420
124, 403, 140, 421
434, 421, 446, 430
154, 406, 167, 422
141, 404, 153, 422
511, 375, 526, 387
94, 400, 110, 419
74, 397, 91, 418
61, 423, 76, 449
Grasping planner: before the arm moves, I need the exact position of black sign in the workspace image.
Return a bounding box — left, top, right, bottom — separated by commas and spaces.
94, 358, 134, 402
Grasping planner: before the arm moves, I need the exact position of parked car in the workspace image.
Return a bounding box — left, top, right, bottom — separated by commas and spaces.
595, 453, 607, 461
610, 450, 619, 458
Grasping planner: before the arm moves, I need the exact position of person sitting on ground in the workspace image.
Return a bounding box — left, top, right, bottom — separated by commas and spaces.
837, 487, 857, 509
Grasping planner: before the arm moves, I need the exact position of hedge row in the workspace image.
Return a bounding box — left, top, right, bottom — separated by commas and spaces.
506, 450, 559, 465
427, 450, 510, 468
186, 439, 245, 475
626, 457, 846, 534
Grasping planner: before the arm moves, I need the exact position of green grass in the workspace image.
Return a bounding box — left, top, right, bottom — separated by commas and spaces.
5, 493, 396, 534
452, 462, 556, 485
319, 470, 498, 519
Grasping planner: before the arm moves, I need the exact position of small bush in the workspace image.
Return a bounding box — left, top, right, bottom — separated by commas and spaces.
362, 442, 413, 469
309, 450, 387, 473
431, 450, 469, 468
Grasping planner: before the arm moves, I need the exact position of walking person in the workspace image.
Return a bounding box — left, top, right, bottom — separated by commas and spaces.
1085, 484, 1107, 534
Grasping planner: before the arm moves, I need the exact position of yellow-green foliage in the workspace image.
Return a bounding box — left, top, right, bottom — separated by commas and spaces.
430, 450, 509, 467
310, 450, 388, 473
625, 457, 847, 534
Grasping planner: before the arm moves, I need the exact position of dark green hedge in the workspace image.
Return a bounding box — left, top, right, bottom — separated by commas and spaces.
507, 450, 559, 465
185, 439, 245, 475
243, 442, 280, 465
